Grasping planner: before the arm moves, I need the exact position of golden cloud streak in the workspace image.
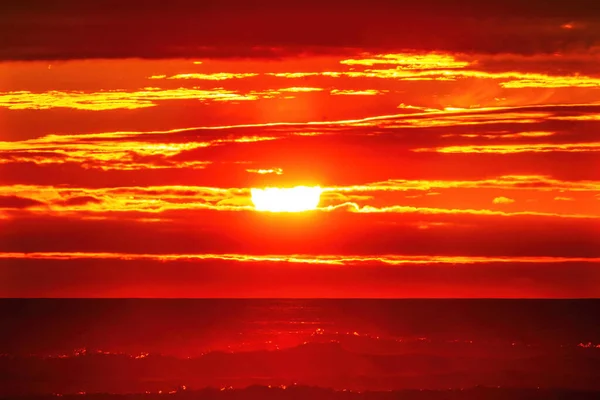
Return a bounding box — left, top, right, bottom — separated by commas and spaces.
0, 132, 279, 170
1, 179, 596, 219
277, 87, 324, 92
1, 105, 598, 171
4, 106, 542, 170
323, 202, 595, 219
330, 89, 387, 96
0, 85, 328, 112
0, 88, 260, 111
442, 131, 556, 139
550, 115, 600, 121
366, 69, 600, 88
2, 172, 598, 213
325, 175, 600, 192
382, 112, 550, 128
501, 76, 600, 88
268, 64, 600, 88
246, 168, 283, 175
415, 143, 600, 153
2, 52, 597, 114
149, 73, 259, 80
493, 196, 516, 204
1, 252, 598, 265
0, 185, 254, 213
339, 53, 471, 69
8, 103, 565, 134
177, 104, 593, 132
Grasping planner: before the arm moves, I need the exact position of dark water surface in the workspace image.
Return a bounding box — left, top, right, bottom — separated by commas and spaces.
1, 299, 599, 355
1, 299, 599, 395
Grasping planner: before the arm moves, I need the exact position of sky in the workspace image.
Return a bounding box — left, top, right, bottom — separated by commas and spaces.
0, 0, 599, 297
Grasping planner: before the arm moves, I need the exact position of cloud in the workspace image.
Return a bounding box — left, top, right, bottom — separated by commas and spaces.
268, 62, 600, 89
3, 256, 600, 297
2, 251, 599, 266
327, 175, 600, 193
330, 89, 387, 96
0, 195, 44, 209
0, 185, 256, 215
2, 103, 600, 187
3, 1, 600, 60
149, 73, 259, 80
2, 167, 598, 219
325, 202, 592, 219
493, 196, 516, 204
442, 131, 556, 139
339, 53, 471, 68
415, 143, 600, 154
554, 196, 576, 201
0, 125, 285, 170
0, 88, 260, 111
60, 196, 103, 206
246, 168, 283, 175
2, 209, 600, 259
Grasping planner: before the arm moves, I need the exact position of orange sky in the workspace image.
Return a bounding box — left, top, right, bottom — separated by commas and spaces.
1, 1, 599, 297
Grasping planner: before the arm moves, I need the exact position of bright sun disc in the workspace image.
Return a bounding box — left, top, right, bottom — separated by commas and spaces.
250, 186, 322, 212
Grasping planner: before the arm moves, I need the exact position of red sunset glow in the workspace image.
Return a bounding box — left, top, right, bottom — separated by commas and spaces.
0, 0, 599, 298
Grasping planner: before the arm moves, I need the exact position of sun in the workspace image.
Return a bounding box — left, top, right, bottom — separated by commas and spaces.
250, 186, 322, 212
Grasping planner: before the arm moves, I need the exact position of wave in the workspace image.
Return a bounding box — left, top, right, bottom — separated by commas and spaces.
2, 340, 600, 395
5, 385, 600, 400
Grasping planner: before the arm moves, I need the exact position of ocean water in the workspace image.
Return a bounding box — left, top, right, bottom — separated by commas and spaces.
1, 299, 600, 396
2, 299, 599, 356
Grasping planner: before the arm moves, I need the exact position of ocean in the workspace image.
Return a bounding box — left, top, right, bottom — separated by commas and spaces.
1, 299, 599, 395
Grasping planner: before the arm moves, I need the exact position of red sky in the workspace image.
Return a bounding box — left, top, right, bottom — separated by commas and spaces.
1, 0, 599, 297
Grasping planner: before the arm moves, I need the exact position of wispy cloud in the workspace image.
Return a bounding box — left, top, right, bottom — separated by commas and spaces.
0, 88, 259, 110
323, 202, 595, 219
1, 176, 597, 219
415, 143, 600, 153
149, 73, 259, 80
326, 175, 600, 193
330, 89, 388, 96
493, 196, 515, 204
339, 53, 471, 68
2, 251, 599, 266
246, 168, 283, 175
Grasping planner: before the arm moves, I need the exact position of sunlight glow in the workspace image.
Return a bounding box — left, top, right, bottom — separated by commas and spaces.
251, 186, 322, 212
